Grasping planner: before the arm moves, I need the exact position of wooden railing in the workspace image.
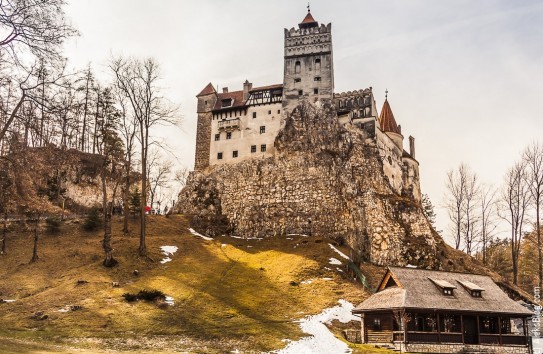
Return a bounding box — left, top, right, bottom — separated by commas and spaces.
501, 335, 527, 345
439, 332, 463, 343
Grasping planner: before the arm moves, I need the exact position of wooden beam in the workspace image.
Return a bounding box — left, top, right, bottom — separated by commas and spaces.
461, 315, 465, 344
498, 316, 502, 346
476, 315, 480, 344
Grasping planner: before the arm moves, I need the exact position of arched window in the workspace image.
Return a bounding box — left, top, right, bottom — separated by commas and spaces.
295, 61, 301, 74
315, 58, 321, 71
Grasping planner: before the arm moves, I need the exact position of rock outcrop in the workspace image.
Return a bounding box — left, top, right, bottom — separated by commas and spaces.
177, 102, 443, 267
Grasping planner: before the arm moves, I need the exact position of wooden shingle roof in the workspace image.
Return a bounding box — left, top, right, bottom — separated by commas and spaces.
379, 99, 401, 135
354, 267, 533, 316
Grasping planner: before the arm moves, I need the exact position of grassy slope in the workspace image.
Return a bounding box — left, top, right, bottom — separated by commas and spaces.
0, 215, 383, 353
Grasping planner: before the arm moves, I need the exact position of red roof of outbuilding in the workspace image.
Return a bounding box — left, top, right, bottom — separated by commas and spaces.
379, 99, 401, 135
197, 82, 216, 97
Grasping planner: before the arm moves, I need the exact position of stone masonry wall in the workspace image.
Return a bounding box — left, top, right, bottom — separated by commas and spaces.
177, 101, 442, 266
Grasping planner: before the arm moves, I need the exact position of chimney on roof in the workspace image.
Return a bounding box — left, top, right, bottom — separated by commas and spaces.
243, 80, 253, 101
409, 136, 415, 159
222, 87, 228, 93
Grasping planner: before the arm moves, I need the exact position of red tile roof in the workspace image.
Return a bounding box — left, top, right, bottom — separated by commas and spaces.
197, 82, 216, 97
213, 90, 246, 111
379, 99, 401, 134
300, 12, 317, 25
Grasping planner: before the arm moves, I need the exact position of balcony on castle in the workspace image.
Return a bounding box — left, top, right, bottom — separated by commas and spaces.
218, 118, 240, 130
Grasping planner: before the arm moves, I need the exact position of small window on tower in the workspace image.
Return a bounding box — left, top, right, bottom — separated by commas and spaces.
232, 150, 238, 158
252, 112, 257, 118
277, 110, 281, 114
214, 134, 220, 141
295, 61, 301, 74
217, 152, 223, 160
204, 100, 208, 106
251, 145, 256, 153
226, 132, 232, 140
314, 77, 321, 81
315, 58, 321, 71
314, 88, 319, 95
261, 144, 267, 152
268, 110, 271, 115
294, 78, 301, 83
260, 126, 266, 134
298, 90, 303, 96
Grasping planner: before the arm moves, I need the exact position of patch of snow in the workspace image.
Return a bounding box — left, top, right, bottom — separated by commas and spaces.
221, 244, 227, 247
322, 277, 333, 281
188, 228, 214, 241
287, 233, 309, 237
164, 296, 174, 306
329, 257, 342, 265
336, 268, 343, 273
328, 244, 350, 260
286, 237, 293, 240
160, 246, 178, 264
274, 300, 359, 354
406, 264, 417, 268
230, 235, 262, 240
247, 245, 253, 248
324, 267, 332, 271
231, 235, 242, 239
1, 299, 16, 303
300, 279, 313, 285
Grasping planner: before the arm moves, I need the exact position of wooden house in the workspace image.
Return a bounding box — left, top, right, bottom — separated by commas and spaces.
353, 267, 533, 354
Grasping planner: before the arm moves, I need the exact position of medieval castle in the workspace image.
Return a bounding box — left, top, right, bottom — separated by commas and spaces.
193, 8, 421, 203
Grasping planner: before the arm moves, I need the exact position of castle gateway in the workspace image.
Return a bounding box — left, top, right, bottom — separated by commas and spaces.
193, 8, 421, 203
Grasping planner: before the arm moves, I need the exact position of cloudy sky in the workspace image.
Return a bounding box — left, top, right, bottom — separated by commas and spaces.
63, 0, 543, 245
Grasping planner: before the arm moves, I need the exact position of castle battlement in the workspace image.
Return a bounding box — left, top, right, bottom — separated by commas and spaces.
284, 23, 332, 38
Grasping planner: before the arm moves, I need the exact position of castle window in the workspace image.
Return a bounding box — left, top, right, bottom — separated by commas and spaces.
221, 99, 232, 108
251, 145, 256, 153
217, 152, 223, 160
260, 126, 266, 134
204, 100, 208, 106
214, 134, 220, 141
295, 61, 301, 74
298, 90, 303, 96
277, 110, 281, 114
315, 58, 321, 71
261, 144, 267, 152
294, 78, 301, 83
252, 112, 257, 118
232, 150, 238, 158
268, 110, 271, 115
314, 76, 321, 81
314, 88, 319, 95
226, 132, 232, 140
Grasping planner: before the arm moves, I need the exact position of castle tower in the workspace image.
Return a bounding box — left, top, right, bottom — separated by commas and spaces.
282, 8, 334, 117
194, 83, 217, 170
379, 95, 404, 150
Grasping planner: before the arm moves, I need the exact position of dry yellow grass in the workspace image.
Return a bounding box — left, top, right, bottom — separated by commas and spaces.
0, 214, 378, 353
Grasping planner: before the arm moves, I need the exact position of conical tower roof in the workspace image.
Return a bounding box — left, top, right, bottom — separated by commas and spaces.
379, 98, 401, 134
299, 9, 318, 29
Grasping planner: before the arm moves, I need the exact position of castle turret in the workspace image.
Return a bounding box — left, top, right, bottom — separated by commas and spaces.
379, 95, 404, 150
194, 83, 217, 170
282, 7, 334, 117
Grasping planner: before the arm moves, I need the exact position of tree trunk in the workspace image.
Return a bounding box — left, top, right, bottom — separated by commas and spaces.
139, 124, 147, 256
1, 208, 7, 255
30, 215, 40, 263
81, 71, 90, 152
123, 154, 131, 234
103, 202, 117, 267
537, 203, 542, 288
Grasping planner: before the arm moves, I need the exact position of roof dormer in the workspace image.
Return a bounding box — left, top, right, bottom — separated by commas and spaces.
428, 277, 457, 296
457, 280, 485, 298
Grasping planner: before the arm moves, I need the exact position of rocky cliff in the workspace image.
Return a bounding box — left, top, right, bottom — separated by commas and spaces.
177, 102, 444, 267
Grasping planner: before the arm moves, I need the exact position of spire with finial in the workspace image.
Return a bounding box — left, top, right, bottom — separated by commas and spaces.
299, 3, 318, 29
379, 91, 401, 135
385, 88, 388, 100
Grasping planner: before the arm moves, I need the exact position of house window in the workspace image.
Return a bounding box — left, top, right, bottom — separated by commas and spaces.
226, 132, 232, 140
251, 145, 256, 153
314, 88, 319, 95
443, 289, 453, 296
214, 134, 220, 141
314, 76, 321, 81
472, 290, 482, 297
294, 78, 301, 83
261, 144, 266, 152
232, 150, 238, 158
373, 318, 381, 330
260, 126, 265, 134
217, 152, 223, 160
252, 112, 257, 118
295, 60, 301, 74
298, 90, 303, 96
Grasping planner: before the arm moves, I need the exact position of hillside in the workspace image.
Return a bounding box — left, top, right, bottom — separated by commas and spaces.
0, 215, 390, 353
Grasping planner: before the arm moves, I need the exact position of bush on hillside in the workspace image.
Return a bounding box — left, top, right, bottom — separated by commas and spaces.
83, 207, 102, 231
45, 217, 62, 233
122, 289, 166, 303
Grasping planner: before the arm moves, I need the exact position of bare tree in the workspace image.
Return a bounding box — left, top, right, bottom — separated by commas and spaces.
110, 56, 177, 256
523, 142, 543, 287
501, 161, 532, 285
478, 184, 498, 264
147, 149, 173, 212
445, 164, 479, 251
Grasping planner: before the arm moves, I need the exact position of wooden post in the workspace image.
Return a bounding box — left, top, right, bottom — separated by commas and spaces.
476, 315, 480, 344
361, 315, 366, 344
498, 317, 502, 346
461, 315, 465, 344
437, 313, 441, 343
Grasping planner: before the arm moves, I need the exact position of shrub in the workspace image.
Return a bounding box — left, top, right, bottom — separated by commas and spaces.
83, 207, 102, 231
137, 289, 166, 301
122, 293, 138, 302
45, 217, 62, 233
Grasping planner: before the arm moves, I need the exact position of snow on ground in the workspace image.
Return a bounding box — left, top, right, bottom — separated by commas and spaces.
160, 246, 178, 264
322, 278, 333, 281
329, 257, 342, 265
275, 300, 359, 354
188, 228, 214, 241
328, 244, 350, 260
287, 233, 309, 237
301, 279, 313, 285
164, 296, 175, 306
0, 299, 16, 303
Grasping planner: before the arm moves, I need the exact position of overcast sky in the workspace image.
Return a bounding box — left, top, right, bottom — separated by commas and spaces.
63, 0, 543, 246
